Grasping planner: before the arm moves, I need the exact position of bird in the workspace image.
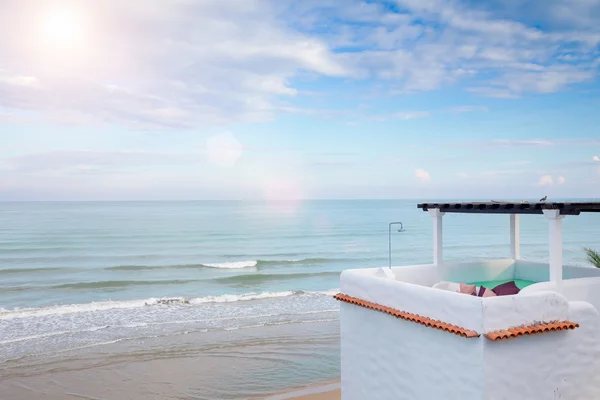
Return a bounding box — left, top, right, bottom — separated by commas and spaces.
539, 195, 547, 202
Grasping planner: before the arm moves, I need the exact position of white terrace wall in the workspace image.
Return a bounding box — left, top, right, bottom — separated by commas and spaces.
389, 259, 516, 288
437, 259, 515, 284
340, 270, 485, 400
340, 302, 484, 400
522, 276, 600, 313
514, 260, 600, 282
340, 269, 600, 400
482, 295, 600, 399
389, 259, 600, 289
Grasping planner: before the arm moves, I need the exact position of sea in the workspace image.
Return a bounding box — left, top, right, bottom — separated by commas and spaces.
1, 200, 599, 399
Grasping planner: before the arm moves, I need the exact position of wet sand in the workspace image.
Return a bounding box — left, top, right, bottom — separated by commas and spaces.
291, 388, 340, 399
0, 320, 339, 400
264, 381, 340, 400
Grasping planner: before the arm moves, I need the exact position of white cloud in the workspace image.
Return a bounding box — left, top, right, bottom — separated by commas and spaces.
206, 132, 243, 168
0, 150, 203, 175
456, 172, 468, 178
492, 139, 555, 147
535, 175, 566, 186
481, 169, 527, 177
504, 160, 532, 166
301, 0, 600, 96
415, 168, 431, 182
447, 106, 488, 113
1, 0, 600, 128
483, 138, 600, 148
394, 111, 430, 119
537, 175, 554, 186
593, 155, 600, 162
0, 0, 347, 128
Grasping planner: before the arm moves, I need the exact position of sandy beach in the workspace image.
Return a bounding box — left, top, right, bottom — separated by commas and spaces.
265, 381, 340, 399
291, 388, 340, 399
1, 320, 340, 400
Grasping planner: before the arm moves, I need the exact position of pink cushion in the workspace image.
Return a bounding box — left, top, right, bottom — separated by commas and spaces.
482, 288, 497, 297
459, 282, 476, 295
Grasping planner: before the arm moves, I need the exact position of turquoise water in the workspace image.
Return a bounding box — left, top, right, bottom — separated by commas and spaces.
1, 200, 599, 397
467, 279, 535, 289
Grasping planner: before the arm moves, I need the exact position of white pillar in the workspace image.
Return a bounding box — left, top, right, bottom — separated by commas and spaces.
543, 210, 565, 291
428, 209, 445, 265
510, 214, 520, 259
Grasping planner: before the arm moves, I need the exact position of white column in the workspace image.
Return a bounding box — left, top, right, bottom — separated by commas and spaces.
428, 209, 445, 265
543, 210, 565, 290
510, 214, 520, 260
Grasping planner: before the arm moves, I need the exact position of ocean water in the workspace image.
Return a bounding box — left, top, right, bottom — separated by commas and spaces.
1, 200, 599, 398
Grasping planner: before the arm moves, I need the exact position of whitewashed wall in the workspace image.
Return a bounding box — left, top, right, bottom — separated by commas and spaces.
522, 276, 600, 313
340, 266, 600, 400
340, 302, 484, 400
387, 259, 600, 288
514, 260, 600, 282
483, 298, 600, 399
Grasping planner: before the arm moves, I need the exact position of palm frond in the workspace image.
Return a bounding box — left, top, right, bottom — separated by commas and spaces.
584, 247, 600, 268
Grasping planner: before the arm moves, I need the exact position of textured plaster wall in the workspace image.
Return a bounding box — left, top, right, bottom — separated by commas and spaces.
481, 292, 569, 332
341, 270, 483, 332
340, 266, 600, 400
522, 277, 600, 313
340, 303, 484, 400
483, 300, 600, 399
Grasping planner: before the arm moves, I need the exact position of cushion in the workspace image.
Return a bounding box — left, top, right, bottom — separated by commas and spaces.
492, 280, 520, 296
481, 288, 497, 297
459, 282, 476, 295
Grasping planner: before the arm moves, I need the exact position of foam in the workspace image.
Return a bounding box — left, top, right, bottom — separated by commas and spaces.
0, 325, 110, 345
0, 289, 339, 321
201, 260, 258, 269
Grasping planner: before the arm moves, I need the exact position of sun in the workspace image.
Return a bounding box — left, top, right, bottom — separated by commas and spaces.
42, 9, 82, 47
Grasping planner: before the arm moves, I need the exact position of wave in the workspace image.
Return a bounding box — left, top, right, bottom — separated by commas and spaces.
105, 258, 338, 271
201, 260, 258, 269
0, 266, 78, 275
0, 269, 340, 293
0, 289, 339, 321
0, 325, 110, 345
0, 257, 356, 275
214, 271, 340, 285
51, 279, 199, 290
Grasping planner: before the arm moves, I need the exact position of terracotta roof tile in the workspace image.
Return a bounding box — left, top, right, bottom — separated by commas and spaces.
333, 293, 480, 338
485, 321, 579, 341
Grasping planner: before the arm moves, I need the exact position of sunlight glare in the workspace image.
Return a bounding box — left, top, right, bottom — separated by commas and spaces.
43, 8, 82, 47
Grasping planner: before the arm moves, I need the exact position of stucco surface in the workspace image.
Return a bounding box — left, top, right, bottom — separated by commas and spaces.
340, 303, 484, 400
483, 301, 600, 399
339, 262, 600, 400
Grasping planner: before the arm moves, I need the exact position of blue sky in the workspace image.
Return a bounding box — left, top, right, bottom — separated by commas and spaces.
1, 0, 600, 200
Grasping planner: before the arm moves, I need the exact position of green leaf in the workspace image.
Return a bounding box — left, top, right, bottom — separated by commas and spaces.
584, 247, 600, 268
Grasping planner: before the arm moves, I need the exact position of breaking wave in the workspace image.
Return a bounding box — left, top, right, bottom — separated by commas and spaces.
0, 257, 359, 275
0, 289, 339, 321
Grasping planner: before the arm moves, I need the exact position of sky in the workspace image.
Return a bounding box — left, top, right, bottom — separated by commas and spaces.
1, 0, 600, 201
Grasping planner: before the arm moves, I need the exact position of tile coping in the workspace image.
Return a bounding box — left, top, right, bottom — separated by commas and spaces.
333, 293, 579, 341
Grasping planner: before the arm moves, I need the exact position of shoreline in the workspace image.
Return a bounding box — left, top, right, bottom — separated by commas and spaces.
264, 380, 340, 399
